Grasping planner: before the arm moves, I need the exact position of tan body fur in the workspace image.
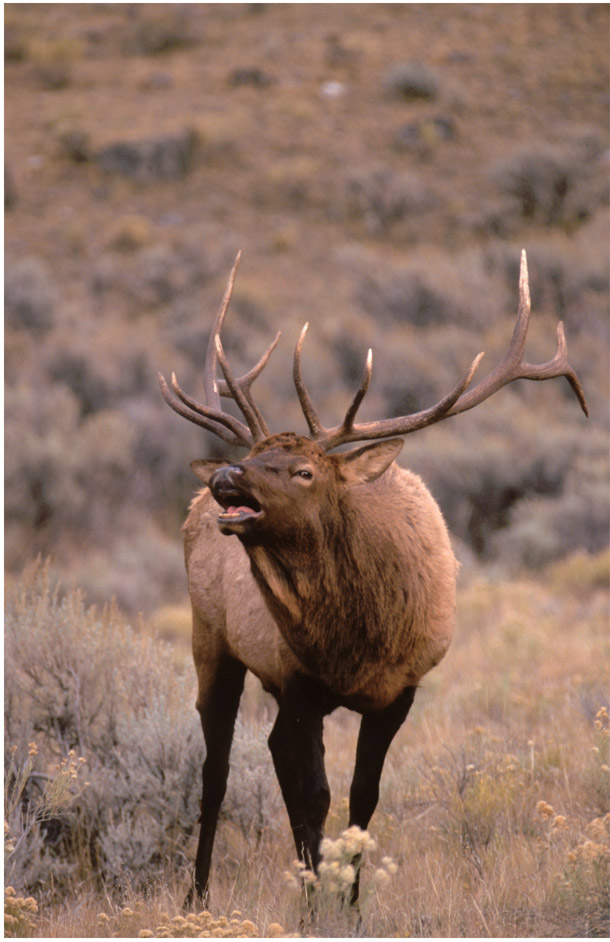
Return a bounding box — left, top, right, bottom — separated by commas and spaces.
184, 461, 457, 713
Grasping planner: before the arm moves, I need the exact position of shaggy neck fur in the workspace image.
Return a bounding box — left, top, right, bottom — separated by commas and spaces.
245, 475, 414, 697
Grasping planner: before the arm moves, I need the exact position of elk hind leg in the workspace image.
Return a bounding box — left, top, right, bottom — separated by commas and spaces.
186, 655, 246, 909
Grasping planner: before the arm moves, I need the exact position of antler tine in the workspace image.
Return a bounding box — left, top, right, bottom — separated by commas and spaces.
215, 334, 267, 442
552, 322, 589, 416
316, 349, 485, 449
217, 330, 282, 439
159, 252, 279, 449
443, 249, 589, 418
343, 348, 373, 430
218, 331, 282, 398
314, 248, 587, 450
158, 372, 252, 448
204, 252, 241, 413
169, 371, 254, 441
512, 247, 532, 362
203, 253, 279, 440
293, 323, 323, 437
320, 349, 373, 451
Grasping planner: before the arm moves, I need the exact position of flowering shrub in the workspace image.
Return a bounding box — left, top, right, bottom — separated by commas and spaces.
94, 904, 291, 938
284, 825, 397, 917
4, 562, 203, 895
4, 887, 38, 938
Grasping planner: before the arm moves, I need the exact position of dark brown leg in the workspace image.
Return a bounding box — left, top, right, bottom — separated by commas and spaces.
185, 656, 246, 909
347, 685, 416, 904
267, 677, 334, 873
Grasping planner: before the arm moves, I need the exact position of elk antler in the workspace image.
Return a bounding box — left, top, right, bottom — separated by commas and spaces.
160, 250, 588, 451
292, 249, 588, 451
158, 252, 280, 448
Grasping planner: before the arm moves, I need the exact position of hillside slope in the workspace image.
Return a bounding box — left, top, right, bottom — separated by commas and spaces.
5, 3, 609, 609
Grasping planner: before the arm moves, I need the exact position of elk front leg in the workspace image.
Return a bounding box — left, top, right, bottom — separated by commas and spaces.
186, 655, 246, 909
268, 677, 333, 875
347, 684, 416, 905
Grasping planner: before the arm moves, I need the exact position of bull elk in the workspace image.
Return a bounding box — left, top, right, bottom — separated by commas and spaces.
159, 250, 587, 907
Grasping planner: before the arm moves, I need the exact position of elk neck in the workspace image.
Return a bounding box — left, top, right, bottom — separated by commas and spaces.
244, 472, 413, 696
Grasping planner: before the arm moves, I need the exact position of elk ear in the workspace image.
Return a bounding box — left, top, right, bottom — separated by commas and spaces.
190, 459, 229, 485
338, 438, 404, 484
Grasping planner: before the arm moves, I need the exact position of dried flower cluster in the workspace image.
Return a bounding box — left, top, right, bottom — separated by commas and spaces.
284, 825, 397, 899
4, 887, 38, 938
96, 906, 290, 938
535, 800, 570, 838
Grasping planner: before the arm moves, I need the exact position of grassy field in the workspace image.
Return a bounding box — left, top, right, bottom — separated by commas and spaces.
4, 3, 609, 938
5, 553, 609, 938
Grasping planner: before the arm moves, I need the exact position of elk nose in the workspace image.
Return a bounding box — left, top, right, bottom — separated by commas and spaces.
209, 464, 244, 494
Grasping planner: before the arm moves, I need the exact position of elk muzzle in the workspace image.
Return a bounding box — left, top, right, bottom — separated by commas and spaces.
209, 465, 263, 535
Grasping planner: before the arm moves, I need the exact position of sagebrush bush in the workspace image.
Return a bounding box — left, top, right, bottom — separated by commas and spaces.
4, 562, 203, 895
491, 144, 600, 227
5, 382, 137, 549
355, 248, 505, 329
495, 440, 610, 569
221, 717, 282, 842
383, 61, 440, 101
27, 36, 82, 89
95, 129, 199, 183
484, 233, 610, 335
123, 4, 200, 56
5, 256, 59, 332
43, 316, 173, 412
3, 562, 296, 900
344, 166, 435, 234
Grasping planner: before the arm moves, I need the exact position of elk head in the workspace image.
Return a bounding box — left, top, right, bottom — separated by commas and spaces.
159, 250, 588, 482
189, 432, 404, 542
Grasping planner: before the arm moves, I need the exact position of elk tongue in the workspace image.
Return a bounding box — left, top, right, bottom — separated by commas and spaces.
224, 505, 257, 516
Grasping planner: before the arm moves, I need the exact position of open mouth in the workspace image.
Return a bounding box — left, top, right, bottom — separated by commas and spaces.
215, 492, 263, 531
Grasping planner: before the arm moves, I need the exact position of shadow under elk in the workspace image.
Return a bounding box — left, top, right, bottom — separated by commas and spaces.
159, 250, 588, 908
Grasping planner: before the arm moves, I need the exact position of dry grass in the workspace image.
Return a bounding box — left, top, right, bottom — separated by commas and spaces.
6, 553, 608, 938
4, 3, 609, 937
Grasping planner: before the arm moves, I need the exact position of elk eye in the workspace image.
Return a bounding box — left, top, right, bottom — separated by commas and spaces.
295, 469, 313, 480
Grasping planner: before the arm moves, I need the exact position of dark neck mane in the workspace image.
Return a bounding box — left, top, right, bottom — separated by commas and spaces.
245, 488, 412, 693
